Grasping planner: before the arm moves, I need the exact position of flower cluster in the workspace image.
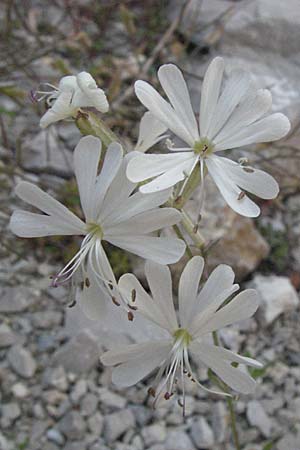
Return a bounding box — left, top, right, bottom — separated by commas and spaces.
11, 56, 290, 411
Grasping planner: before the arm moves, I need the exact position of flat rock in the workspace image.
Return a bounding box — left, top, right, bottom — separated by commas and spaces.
104, 410, 136, 442
52, 331, 100, 374
141, 423, 166, 446
250, 274, 299, 324
0, 323, 18, 347
165, 429, 196, 450
1, 402, 21, 428
87, 412, 104, 435
246, 400, 273, 438
190, 417, 215, 449
0, 286, 35, 312
58, 410, 86, 440
7, 345, 37, 378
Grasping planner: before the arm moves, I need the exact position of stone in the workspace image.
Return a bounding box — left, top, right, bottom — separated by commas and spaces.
64, 442, 87, 450
141, 423, 167, 446
52, 331, 100, 374
43, 366, 68, 391
31, 311, 62, 329
11, 382, 29, 399
212, 401, 228, 443
87, 412, 104, 435
276, 433, 300, 450
7, 345, 37, 378
0, 432, 13, 450
70, 379, 87, 403
47, 428, 65, 445
250, 275, 299, 324
246, 400, 273, 438
80, 393, 98, 416
165, 429, 196, 450
98, 388, 127, 409
190, 417, 215, 449
58, 410, 86, 440
0, 323, 17, 347
1, 402, 21, 428
104, 410, 136, 442
0, 286, 34, 312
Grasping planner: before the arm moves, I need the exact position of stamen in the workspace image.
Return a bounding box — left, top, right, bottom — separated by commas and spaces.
131, 289, 136, 302
111, 297, 121, 306
243, 167, 255, 173
237, 191, 246, 200
127, 311, 134, 321
148, 387, 156, 397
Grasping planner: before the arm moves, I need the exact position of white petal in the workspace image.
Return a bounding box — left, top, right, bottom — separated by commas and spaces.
106, 235, 186, 264
73, 136, 101, 222
190, 342, 257, 394
178, 256, 204, 328
101, 340, 172, 387
105, 208, 182, 236
127, 152, 194, 183
135, 112, 168, 153
93, 142, 123, 218
104, 188, 172, 225
200, 56, 225, 137
14, 181, 85, 232
135, 80, 195, 146
213, 89, 272, 146
145, 260, 178, 332
199, 289, 259, 336
206, 155, 261, 217
158, 64, 199, 142
40, 91, 75, 128
215, 113, 291, 151
76, 71, 109, 113
58, 75, 77, 91
9, 210, 81, 237
207, 69, 251, 140
213, 157, 279, 199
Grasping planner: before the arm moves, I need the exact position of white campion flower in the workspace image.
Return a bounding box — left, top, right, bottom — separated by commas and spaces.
9, 136, 185, 317
36, 72, 109, 128
101, 256, 262, 410
135, 112, 168, 153
127, 57, 291, 217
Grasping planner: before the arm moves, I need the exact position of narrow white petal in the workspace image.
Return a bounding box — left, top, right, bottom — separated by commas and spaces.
93, 142, 123, 218
199, 289, 259, 336
104, 188, 172, 225
9, 210, 81, 237
213, 89, 272, 146
73, 136, 101, 222
207, 69, 251, 140
106, 235, 186, 264
40, 91, 75, 128
126, 152, 194, 183
145, 260, 178, 332
105, 208, 182, 236
58, 75, 78, 91
206, 156, 261, 217
212, 157, 279, 199
178, 256, 204, 328
135, 80, 194, 146
101, 341, 172, 387
200, 57, 225, 137
76, 71, 109, 113
135, 112, 168, 153
190, 342, 257, 394
14, 181, 85, 232
158, 64, 199, 142
215, 113, 291, 151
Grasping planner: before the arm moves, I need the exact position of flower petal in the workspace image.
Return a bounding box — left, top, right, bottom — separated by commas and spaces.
73, 136, 102, 222
206, 155, 261, 217
178, 256, 204, 328
135, 80, 194, 146
40, 91, 75, 128
14, 181, 85, 232
106, 235, 186, 264
105, 208, 182, 236
135, 112, 168, 153
158, 64, 199, 142
215, 113, 291, 151
200, 56, 225, 137
145, 260, 178, 332
75, 72, 109, 113
101, 340, 172, 387
58, 75, 78, 91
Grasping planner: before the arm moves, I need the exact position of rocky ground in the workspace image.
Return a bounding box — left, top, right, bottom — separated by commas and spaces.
1, 1, 300, 449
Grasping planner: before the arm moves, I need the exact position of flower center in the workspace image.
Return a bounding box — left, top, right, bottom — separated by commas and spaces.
193, 138, 214, 156
86, 222, 103, 240
173, 328, 192, 346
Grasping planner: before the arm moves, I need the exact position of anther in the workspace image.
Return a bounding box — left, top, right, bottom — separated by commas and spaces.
164, 392, 171, 400
128, 304, 138, 311
111, 297, 121, 306
148, 387, 156, 397
127, 311, 134, 321
131, 289, 136, 302
108, 281, 114, 290
237, 191, 246, 201
80, 281, 84, 291
85, 277, 90, 287
243, 167, 255, 173
178, 399, 184, 408
68, 299, 76, 308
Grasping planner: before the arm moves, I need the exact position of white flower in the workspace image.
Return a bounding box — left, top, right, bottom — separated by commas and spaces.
101, 256, 262, 409
135, 112, 168, 153
37, 72, 109, 128
9, 136, 185, 318
127, 57, 291, 217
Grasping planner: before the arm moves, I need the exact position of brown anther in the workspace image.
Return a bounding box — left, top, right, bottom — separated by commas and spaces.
164, 392, 171, 400
193, 223, 199, 233
76, 109, 89, 119
178, 399, 184, 407
68, 299, 76, 308
191, 378, 196, 382
131, 289, 136, 302
187, 372, 191, 378
111, 296, 121, 306
148, 387, 156, 397
85, 277, 90, 287
127, 311, 134, 321
128, 304, 138, 311
243, 167, 255, 173
108, 281, 114, 290
80, 281, 84, 291
201, 144, 208, 154
237, 191, 246, 201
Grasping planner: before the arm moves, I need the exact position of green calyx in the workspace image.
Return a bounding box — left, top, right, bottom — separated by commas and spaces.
193, 137, 214, 156
86, 222, 103, 240
173, 328, 192, 346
